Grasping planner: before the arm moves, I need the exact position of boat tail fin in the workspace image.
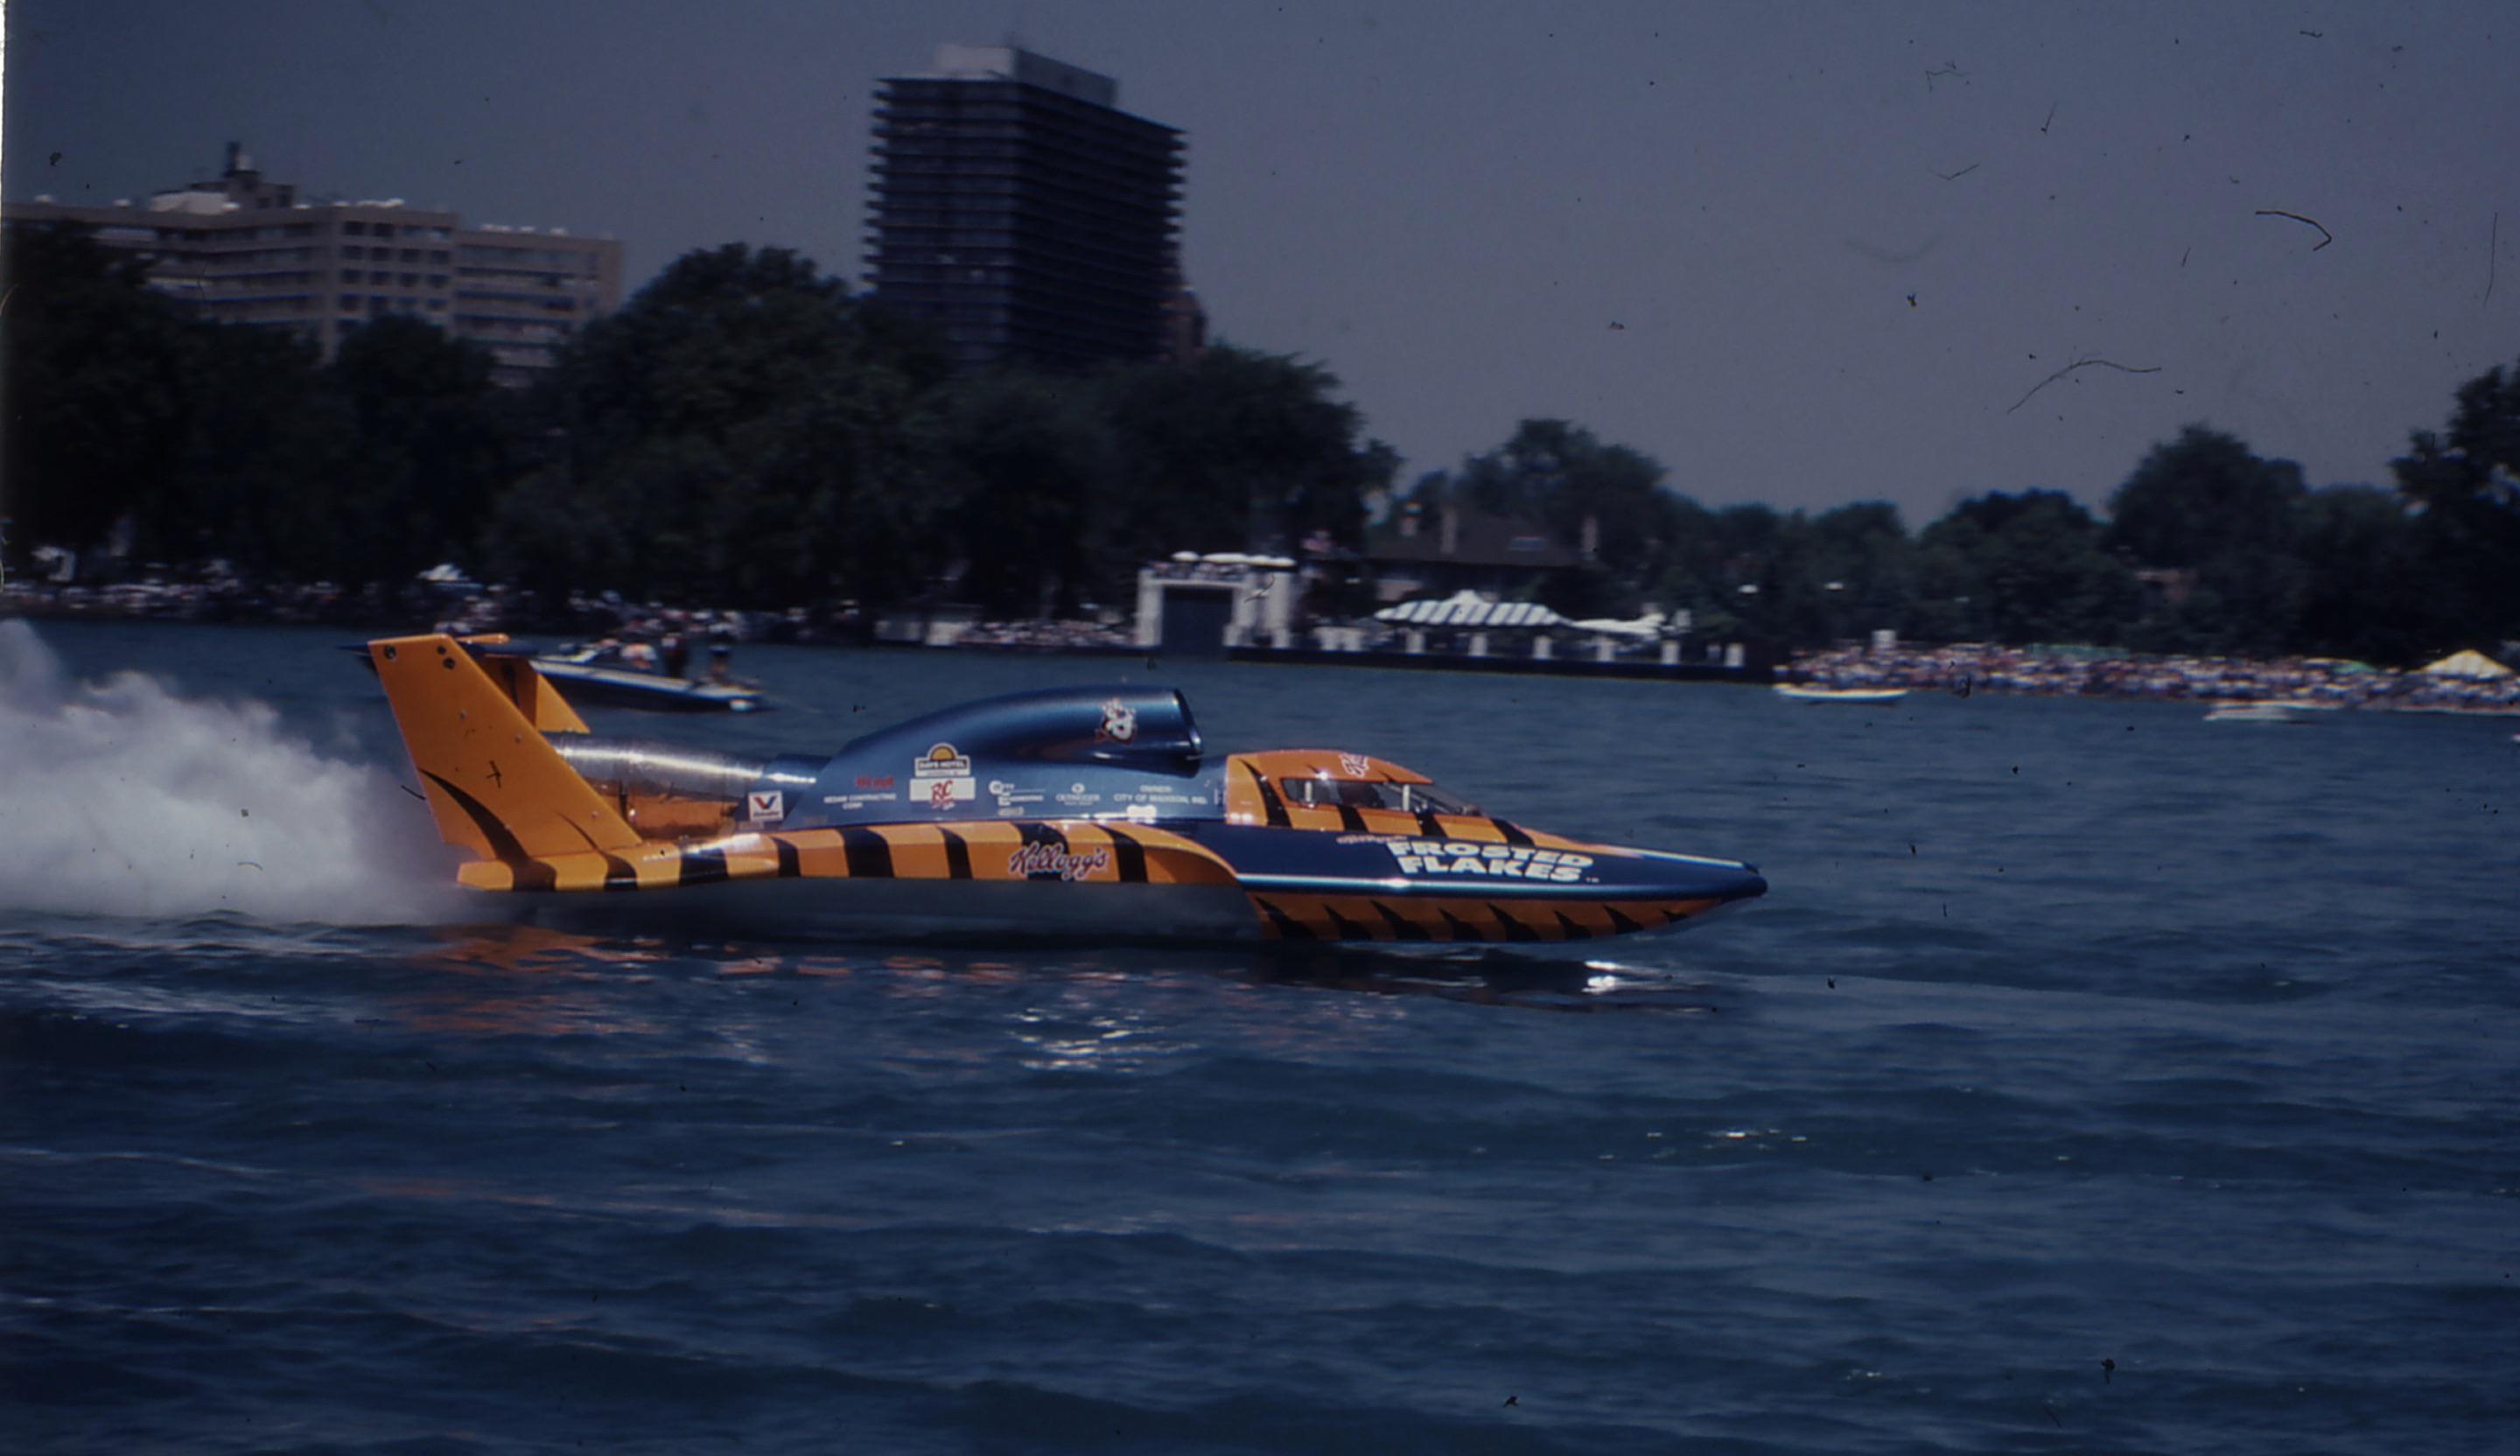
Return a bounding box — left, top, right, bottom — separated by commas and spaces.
368, 634, 640, 864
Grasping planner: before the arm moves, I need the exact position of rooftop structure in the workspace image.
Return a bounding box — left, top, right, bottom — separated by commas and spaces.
4, 144, 624, 384
864, 45, 1190, 372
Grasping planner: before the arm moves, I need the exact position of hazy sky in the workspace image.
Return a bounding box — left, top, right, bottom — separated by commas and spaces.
6, 1, 2515, 523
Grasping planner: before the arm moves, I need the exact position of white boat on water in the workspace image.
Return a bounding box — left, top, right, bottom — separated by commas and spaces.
530, 653, 772, 713
2203, 699, 2321, 724
1773, 683, 1908, 704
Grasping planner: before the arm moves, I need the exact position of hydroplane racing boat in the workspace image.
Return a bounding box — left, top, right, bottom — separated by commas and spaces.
367, 634, 1766, 943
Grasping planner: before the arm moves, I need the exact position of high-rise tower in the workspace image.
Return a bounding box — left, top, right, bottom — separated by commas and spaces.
865, 45, 1186, 373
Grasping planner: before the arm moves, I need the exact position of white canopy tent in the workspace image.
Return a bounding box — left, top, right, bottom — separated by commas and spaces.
1374, 591, 1567, 630
2418, 649, 2513, 680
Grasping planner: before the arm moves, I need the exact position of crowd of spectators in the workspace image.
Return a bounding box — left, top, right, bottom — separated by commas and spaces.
949, 618, 1136, 652
0, 568, 843, 649
1785, 642, 2520, 714
4, 570, 365, 624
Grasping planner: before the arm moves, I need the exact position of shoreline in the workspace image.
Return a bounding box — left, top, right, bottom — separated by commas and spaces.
11, 599, 2516, 715
1783, 642, 2520, 716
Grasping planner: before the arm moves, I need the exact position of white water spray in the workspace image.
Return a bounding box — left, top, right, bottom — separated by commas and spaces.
0, 620, 458, 923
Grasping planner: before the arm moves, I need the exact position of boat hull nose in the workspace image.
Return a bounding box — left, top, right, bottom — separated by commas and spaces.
1614, 850, 1767, 907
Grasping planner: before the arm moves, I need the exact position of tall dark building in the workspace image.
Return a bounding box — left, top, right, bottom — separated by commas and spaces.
865, 45, 1187, 373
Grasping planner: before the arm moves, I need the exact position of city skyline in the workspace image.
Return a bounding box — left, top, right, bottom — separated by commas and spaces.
5, 0, 2516, 524
3, 143, 624, 382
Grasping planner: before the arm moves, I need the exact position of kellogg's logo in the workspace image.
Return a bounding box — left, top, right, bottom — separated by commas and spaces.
1008, 842, 1112, 882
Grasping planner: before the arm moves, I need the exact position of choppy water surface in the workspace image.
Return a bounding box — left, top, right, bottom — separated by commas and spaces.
4, 620, 2514, 1454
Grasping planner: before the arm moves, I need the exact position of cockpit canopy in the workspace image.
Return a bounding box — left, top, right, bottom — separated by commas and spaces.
1275, 775, 1480, 816
1228, 748, 1485, 822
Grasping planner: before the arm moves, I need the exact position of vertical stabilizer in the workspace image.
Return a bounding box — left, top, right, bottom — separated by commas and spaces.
468, 641, 593, 733
369, 634, 640, 862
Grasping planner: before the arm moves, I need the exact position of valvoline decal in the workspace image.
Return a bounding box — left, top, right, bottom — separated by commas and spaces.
1382, 840, 1592, 882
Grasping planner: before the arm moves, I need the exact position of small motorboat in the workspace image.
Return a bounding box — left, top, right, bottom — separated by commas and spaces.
2202, 699, 2315, 724
1773, 682, 1908, 704
528, 645, 771, 714
365, 633, 1767, 944
349, 638, 768, 712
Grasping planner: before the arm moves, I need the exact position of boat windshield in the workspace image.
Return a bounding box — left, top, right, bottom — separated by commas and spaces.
1278, 776, 1480, 816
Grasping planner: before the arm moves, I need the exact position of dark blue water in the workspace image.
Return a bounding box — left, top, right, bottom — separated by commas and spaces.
5, 620, 2515, 1454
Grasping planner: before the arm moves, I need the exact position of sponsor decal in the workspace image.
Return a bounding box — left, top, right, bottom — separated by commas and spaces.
1008, 842, 1111, 881
1339, 753, 1372, 778
822, 791, 900, 809
916, 746, 976, 810
746, 790, 785, 823
1116, 783, 1211, 807
1054, 781, 1100, 808
989, 779, 1046, 807
1098, 698, 1138, 744
914, 743, 972, 778
855, 774, 894, 791
1335, 832, 1402, 846
1381, 840, 1592, 882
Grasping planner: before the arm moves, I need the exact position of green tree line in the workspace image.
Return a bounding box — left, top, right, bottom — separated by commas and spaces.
4, 221, 2515, 664
1414, 402, 2516, 665
2, 228, 1390, 625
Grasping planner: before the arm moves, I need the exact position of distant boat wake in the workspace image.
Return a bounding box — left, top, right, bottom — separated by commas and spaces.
0, 620, 457, 925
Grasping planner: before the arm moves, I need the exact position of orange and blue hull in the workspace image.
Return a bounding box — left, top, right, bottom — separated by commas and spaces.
367, 634, 1765, 944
